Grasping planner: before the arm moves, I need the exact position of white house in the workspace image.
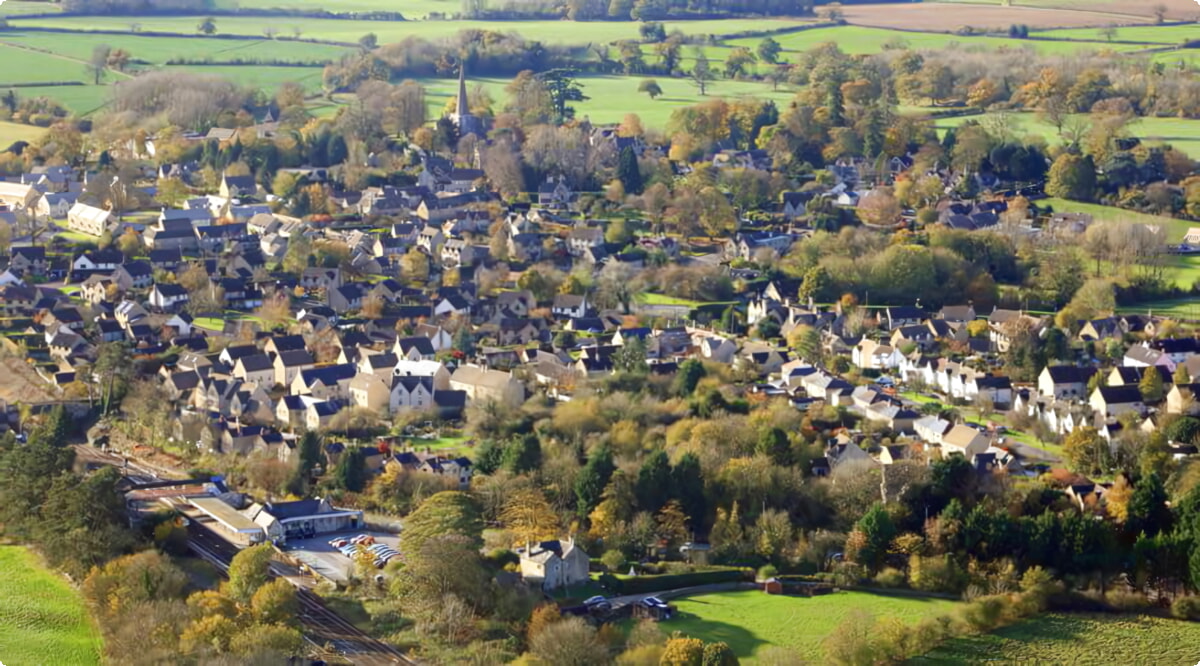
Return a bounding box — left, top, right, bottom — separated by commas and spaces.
518, 538, 590, 592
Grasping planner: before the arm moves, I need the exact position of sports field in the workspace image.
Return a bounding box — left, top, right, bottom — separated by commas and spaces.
652, 590, 958, 662
921, 612, 1200, 665
0, 546, 103, 666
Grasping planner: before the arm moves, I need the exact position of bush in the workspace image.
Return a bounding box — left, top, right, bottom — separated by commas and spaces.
757, 564, 778, 581
910, 555, 967, 594
874, 567, 906, 589
1105, 590, 1151, 612
1171, 596, 1200, 621
959, 594, 1013, 633
601, 550, 626, 573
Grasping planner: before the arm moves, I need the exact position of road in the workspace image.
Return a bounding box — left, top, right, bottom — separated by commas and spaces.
188, 521, 413, 666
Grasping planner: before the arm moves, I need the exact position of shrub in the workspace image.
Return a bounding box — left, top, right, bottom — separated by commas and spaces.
757, 564, 778, 581
605, 568, 750, 595
1105, 590, 1151, 612
959, 594, 1013, 633
1171, 596, 1200, 621
601, 550, 626, 573
874, 567, 906, 589
910, 554, 966, 594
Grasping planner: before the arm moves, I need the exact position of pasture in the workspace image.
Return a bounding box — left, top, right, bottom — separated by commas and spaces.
934, 113, 1200, 159
0, 120, 45, 148
215, 0, 461, 19
0, 546, 103, 666
841, 2, 1155, 30
921, 612, 1200, 664
0, 31, 354, 64
415, 74, 796, 127
1032, 24, 1200, 44
0, 43, 99, 85
5, 15, 808, 46
651, 590, 958, 662
726, 25, 1145, 56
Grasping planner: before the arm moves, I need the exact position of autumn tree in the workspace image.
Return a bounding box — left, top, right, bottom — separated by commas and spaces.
225, 544, 273, 604
1063, 426, 1107, 475
1046, 153, 1097, 201
501, 487, 561, 545
401, 491, 484, 555
689, 51, 716, 96
87, 44, 112, 85
856, 188, 901, 227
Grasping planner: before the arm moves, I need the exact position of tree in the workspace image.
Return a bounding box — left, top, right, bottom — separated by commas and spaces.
401, 248, 430, 285
453, 326, 476, 357
850, 503, 896, 573
617, 145, 643, 195
155, 176, 189, 208
638, 78, 663, 99
358, 32, 378, 52
529, 615, 608, 666
250, 578, 299, 625
1174, 365, 1191, 386
503, 433, 542, 474
756, 427, 791, 466
87, 44, 112, 85
798, 266, 831, 304
1164, 417, 1200, 445
671, 452, 706, 528
225, 544, 273, 603
197, 17, 217, 35
400, 491, 484, 555
724, 47, 756, 79
501, 487, 560, 545
575, 444, 616, 519
661, 637, 705, 666
1063, 426, 1107, 475
612, 335, 648, 373
538, 68, 589, 123
635, 450, 672, 512
1046, 153, 1097, 201
856, 188, 901, 226
757, 37, 782, 65
689, 52, 715, 96
1140, 367, 1165, 403
673, 359, 707, 397
332, 446, 367, 491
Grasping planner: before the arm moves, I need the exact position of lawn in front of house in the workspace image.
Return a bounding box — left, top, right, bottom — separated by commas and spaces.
653, 589, 958, 663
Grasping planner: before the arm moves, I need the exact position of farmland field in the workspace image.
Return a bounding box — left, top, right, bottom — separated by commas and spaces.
0, 546, 103, 666
920, 612, 1200, 664
0, 43, 100, 85
841, 2, 1155, 30
727, 25, 1146, 56
929, 0, 1200, 21
216, 0, 461, 19
652, 590, 958, 662
1039, 198, 1193, 242
5, 16, 808, 45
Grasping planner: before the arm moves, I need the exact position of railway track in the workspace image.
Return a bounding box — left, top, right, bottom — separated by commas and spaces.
187, 521, 414, 665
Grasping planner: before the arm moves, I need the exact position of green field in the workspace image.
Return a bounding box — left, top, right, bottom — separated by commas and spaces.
0, 43, 102, 85
0, 32, 353, 64
7, 16, 807, 45
0, 120, 44, 148
727, 25, 1145, 56
216, 0, 461, 19
921, 612, 1200, 665
657, 590, 958, 662
410, 73, 794, 127
1033, 24, 1200, 44
0, 1, 59, 16
0, 546, 103, 666
1040, 197, 1192, 241
935, 113, 1200, 159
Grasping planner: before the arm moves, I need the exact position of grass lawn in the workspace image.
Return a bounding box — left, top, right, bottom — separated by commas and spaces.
637, 292, 706, 307
405, 434, 473, 458
0, 546, 103, 666
0, 0, 60, 16
1038, 197, 1194, 242
658, 590, 957, 663
934, 114, 1200, 159
921, 612, 1200, 664
0, 120, 45, 148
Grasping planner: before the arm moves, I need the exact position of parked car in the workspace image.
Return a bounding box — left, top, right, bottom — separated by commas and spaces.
328, 538, 348, 548
583, 595, 612, 611
351, 534, 375, 545
639, 596, 669, 609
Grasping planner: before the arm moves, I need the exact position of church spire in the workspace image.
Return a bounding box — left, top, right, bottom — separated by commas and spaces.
455, 59, 469, 121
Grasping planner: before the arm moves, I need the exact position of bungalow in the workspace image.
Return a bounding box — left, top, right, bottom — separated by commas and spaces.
1124, 344, 1176, 372
72, 249, 123, 274
551, 293, 590, 320
884, 305, 926, 330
